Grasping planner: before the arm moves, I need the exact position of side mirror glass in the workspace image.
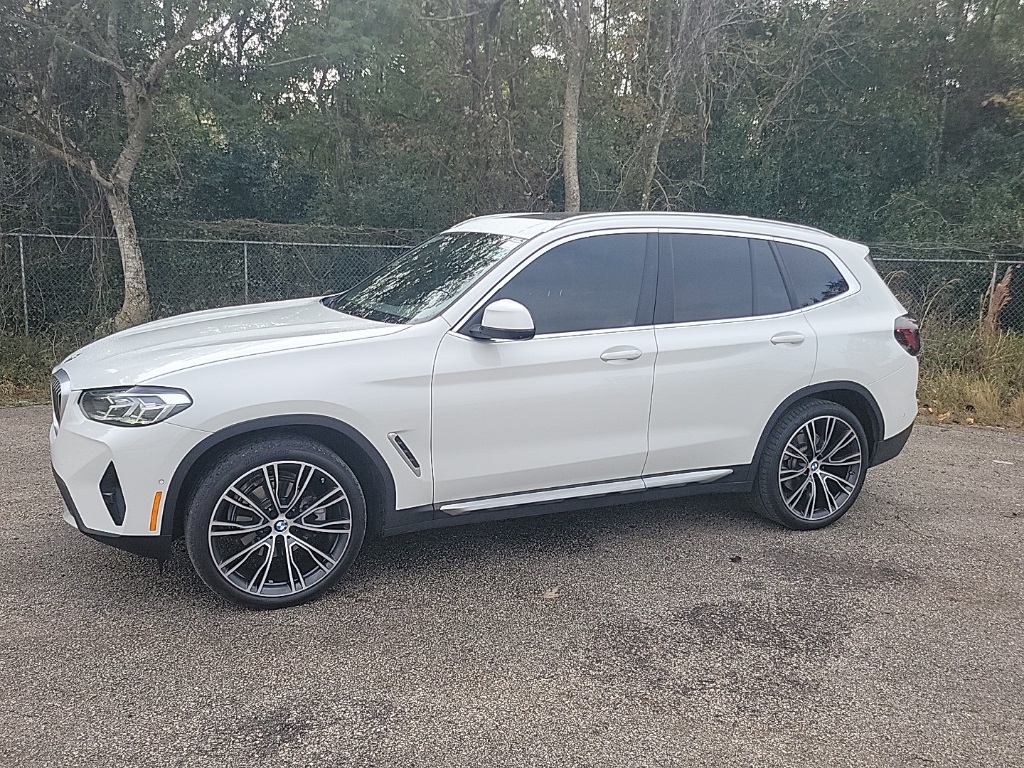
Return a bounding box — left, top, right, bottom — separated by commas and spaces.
468, 299, 536, 341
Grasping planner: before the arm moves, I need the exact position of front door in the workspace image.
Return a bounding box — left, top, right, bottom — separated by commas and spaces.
431, 232, 658, 505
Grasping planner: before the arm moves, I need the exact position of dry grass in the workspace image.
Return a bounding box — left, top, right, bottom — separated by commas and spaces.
0, 334, 75, 406
917, 324, 1024, 427
918, 372, 1011, 425
1007, 393, 1024, 426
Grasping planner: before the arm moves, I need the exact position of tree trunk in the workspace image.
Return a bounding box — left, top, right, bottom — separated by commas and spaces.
563, 50, 584, 212
4, 0, 209, 335
103, 185, 151, 333
548, 0, 590, 211
640, 106, 673, 210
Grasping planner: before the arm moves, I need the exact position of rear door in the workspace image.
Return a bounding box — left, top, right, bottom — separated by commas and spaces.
645, 233, 818, 476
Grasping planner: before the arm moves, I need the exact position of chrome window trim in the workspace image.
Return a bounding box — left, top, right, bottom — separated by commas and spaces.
659, 228, 861, 294
651, 305, 820, 331
450, 324, 656, 342
450, 227, 860, 339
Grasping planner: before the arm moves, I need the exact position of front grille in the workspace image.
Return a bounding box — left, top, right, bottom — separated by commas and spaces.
51, 376, 61, 417
50, 375, 62, 422
51, 369, 70, 425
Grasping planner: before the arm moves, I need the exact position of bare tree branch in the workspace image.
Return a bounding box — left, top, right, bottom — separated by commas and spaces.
53, 31, 130, 77
0, 124, 87, 174
0, 11, 130, 78
146, 1, 210, 88
263, 53, 329, 69
420, 9, 490, 23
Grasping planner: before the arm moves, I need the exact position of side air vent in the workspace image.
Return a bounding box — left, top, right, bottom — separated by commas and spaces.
99, 463, 126, 526
387, 433, 422, 477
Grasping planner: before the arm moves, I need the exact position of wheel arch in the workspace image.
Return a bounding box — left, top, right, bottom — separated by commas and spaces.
751, 382, 884, 474
163, 415, 396, 543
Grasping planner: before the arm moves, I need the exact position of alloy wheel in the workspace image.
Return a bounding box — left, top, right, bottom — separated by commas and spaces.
207, 461, 353, 598
778, 415, 863, 521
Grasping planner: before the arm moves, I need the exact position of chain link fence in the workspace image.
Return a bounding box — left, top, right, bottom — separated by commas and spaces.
1, 233, 1022, 338
0, 233, 408, 338
869, 244, 1024, 333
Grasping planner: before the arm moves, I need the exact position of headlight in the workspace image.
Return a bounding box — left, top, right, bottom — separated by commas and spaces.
79, 387, 193, 427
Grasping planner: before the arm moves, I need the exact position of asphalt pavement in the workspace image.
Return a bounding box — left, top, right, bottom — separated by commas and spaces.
0, 405, 1021, 767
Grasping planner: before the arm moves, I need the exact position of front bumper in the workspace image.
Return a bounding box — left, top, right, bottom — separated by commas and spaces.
53, 466, 174, 558
50, 401, 208, 558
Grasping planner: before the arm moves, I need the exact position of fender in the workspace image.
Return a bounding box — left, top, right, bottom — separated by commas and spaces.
748, 381, 885, 476
160, 414, 397, 542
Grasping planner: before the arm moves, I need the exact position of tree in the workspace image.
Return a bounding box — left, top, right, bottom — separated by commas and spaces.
0, 0, 223, 332
1, 0, 1022, 295
546, 0, 591, 211
629, 0, 751, 210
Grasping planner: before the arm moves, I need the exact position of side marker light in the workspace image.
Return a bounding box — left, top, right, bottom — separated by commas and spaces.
150, 491, 164, 532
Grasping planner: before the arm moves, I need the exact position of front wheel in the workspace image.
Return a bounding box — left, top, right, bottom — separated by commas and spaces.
749, 399, 868, 530
185, 436, 366, 608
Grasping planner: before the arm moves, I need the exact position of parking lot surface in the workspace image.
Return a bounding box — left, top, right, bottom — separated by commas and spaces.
0, 405, 1022, 767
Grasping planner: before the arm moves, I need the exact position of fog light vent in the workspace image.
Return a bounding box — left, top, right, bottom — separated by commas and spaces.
99, 463, 126, 526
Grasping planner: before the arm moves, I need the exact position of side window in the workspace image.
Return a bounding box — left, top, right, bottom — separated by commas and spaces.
491, 234, 647, 334
751, 238, 792, 315
775, 242, 849, 307
668, 234, 752, 323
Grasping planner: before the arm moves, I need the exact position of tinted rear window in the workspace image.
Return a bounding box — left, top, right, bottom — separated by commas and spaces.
667, 235, 793, 323
751, 238, 792, 315
775, 243, 849, 308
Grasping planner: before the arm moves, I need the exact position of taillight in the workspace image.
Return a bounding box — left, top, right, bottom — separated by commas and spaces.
894, 315, 920, 356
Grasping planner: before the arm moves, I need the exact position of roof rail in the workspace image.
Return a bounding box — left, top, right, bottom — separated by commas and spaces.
540, 211, 833, 238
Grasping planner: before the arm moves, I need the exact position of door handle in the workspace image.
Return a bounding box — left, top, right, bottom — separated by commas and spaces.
770, 332, 805, 346
600, 347, 643, 362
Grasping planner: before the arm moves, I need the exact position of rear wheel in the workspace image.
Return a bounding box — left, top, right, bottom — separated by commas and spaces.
749, 399, 867, 530
185, 436, 366, 608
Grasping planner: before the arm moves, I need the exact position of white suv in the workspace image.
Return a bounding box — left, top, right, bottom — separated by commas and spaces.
49, 212, 919, 608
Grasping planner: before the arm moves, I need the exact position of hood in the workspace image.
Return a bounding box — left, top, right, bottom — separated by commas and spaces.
58, 297, 400, 388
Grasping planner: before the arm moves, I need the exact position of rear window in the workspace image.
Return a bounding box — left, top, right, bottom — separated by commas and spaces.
666, 235, 793, 323
751, 238, 792, 316
669, 234, 752, 323
775, 243, 849, 308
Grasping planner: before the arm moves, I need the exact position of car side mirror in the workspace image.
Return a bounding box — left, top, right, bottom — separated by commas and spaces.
467, 299, 536, 341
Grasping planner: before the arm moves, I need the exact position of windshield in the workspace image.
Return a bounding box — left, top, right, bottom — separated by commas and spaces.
323, 232, 523, 324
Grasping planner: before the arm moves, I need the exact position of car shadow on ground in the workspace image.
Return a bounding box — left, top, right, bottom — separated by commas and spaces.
44, 492, 790, 613
355, 493, 761, 572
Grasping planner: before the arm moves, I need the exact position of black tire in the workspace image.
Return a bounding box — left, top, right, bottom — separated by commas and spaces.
185, 435, 366, 609
748, 398, 868, 530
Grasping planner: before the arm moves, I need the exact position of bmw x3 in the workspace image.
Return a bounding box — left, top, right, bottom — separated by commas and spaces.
49, 212, 920, 608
